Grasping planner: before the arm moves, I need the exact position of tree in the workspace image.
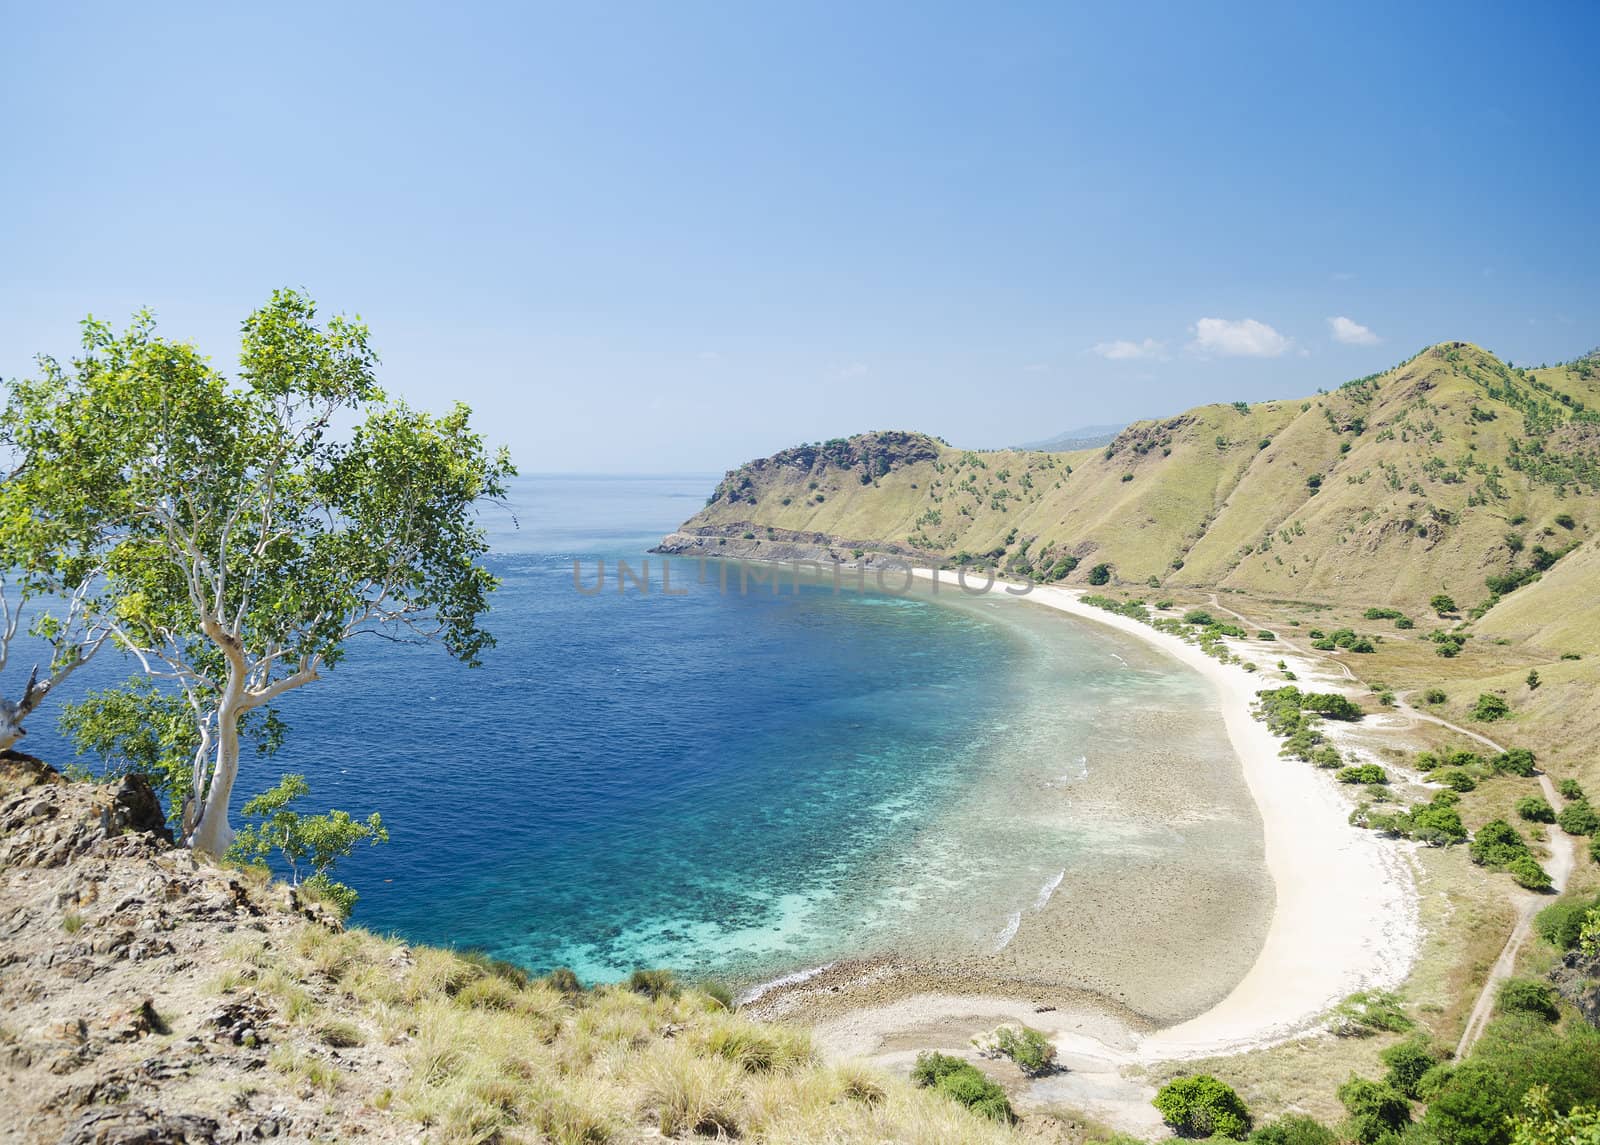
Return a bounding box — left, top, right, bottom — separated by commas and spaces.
1302, 692, 1363, 720
0, 443, 117, 752
59, 678, 285, 827
7, 293, 513, 855
1510, 1086, 1600, 1145
1517, 796, 1557, 824
1087, 563, 1112, 586
226, 773, 388, 917
1381, 1039, 1439, 1099
1497, 980, 1560, 1022
1559, 802, 1600, 836
1153, 1075, 1252, 1139
1471, 693, 1512, 722
1431, 593, 1457, 616
1337, 1076, 1411, 1143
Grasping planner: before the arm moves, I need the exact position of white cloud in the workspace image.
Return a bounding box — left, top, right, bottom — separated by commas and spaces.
1189, 317, 1291, 358
1327, 316, 1379, 346
1091, 338, 1165, 361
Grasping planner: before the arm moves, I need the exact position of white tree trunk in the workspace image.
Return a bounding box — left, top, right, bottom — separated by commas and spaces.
0, 714, 23, 754
190, 699, 243, 858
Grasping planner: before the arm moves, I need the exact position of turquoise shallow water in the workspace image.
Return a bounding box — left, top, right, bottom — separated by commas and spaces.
23, 474, 1246, 989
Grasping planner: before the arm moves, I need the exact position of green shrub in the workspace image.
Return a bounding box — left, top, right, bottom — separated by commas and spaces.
1471, 693, 1512, 722
1337, 1076, 1411, 1143
1496, 748, 1537, 777
1338, 764, 1388, 785
1559, 779, 1586, 801
1395, 617, 1415, 629
938, 1069, 1012, 1122
1364, 607, 1405, 620
1247, 1115, 1337, 1145
910, 1052, 967, 1087
1423, 1018, 1600, 1145
1087, 563, 1112, 586
1509, 855, 1554, 891
911, 1053, 1013, 1122
992, 1024, 1056, 1076
1431, 593, 1457, 615
1184, 610, 1218, 626
1441, 769, 1478, 792
697, 979, 734, 1010
1380, 1039, 1439, 1100
1535, 898, 1599, 949
1153, 1074, 1252, 1139
1472, 819, 1532, 869
1422, 688, 1448, 704
1558, 801, 1600, 836
1409, 803, 1469, 845
1517, 796, 1556, 823
1497, 979, 1560, 1022
1330, 990, 1412, 1037
1302, 693, 1364, 720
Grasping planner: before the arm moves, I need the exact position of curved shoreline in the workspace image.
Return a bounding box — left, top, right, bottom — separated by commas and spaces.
758, 568, 1420, 1073
1012, 582, 1420, 1058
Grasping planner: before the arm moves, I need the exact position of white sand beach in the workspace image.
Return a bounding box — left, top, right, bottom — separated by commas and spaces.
787, 571, 1422, 1128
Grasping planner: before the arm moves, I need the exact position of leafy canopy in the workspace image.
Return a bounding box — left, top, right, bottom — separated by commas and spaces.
227, 773, 388, 917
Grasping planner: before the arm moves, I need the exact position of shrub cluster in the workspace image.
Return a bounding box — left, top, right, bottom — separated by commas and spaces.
1338, 764, 1388, 785
1153, 1074, 1251, 1139
1535, 894, 1600, 949
1328, 990, 1413, 1037
910, 1052, 1013, 1123
1517, 796, 1557, 823
1310, 627, 1377, 653
1557, 801, 1600, 836
1470, 820, 1553, 890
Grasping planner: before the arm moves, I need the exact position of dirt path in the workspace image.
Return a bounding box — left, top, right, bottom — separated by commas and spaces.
1205, 594, 1577, 1060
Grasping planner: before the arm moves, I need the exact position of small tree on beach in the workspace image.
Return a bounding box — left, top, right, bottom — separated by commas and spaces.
7, 292, 514, 855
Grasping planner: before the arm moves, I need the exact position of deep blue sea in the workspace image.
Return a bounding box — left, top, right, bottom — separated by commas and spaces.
21, 475, 1237, 989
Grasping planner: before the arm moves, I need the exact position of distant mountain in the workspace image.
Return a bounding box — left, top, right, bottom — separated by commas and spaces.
1012, 423, 1127, 452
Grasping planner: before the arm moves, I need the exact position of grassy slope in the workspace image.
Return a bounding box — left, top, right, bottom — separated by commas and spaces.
0, 761, 1028, 1145
684, 344, 1599, 611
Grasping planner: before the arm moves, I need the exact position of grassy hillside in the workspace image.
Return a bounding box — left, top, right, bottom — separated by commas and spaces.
0, 760, 1030, 1145
670, 343, 1600, 614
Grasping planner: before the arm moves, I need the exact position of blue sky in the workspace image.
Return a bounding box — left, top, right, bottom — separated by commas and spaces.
3, 1, 1596, 472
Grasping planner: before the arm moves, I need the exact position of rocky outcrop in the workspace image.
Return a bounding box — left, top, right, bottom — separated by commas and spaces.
0, 759, 386, 1145
1551, 949, 1600, 1028
703, 430, 941, 508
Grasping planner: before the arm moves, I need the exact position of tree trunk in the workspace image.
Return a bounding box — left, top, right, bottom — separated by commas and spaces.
0, 702, 24, 753
190, 699, 243, 858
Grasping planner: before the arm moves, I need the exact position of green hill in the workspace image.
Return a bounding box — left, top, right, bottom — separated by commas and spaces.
662, 343, 1599, 617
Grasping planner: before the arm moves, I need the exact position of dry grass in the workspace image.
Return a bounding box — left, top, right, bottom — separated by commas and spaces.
202, 913, 1024, 1144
